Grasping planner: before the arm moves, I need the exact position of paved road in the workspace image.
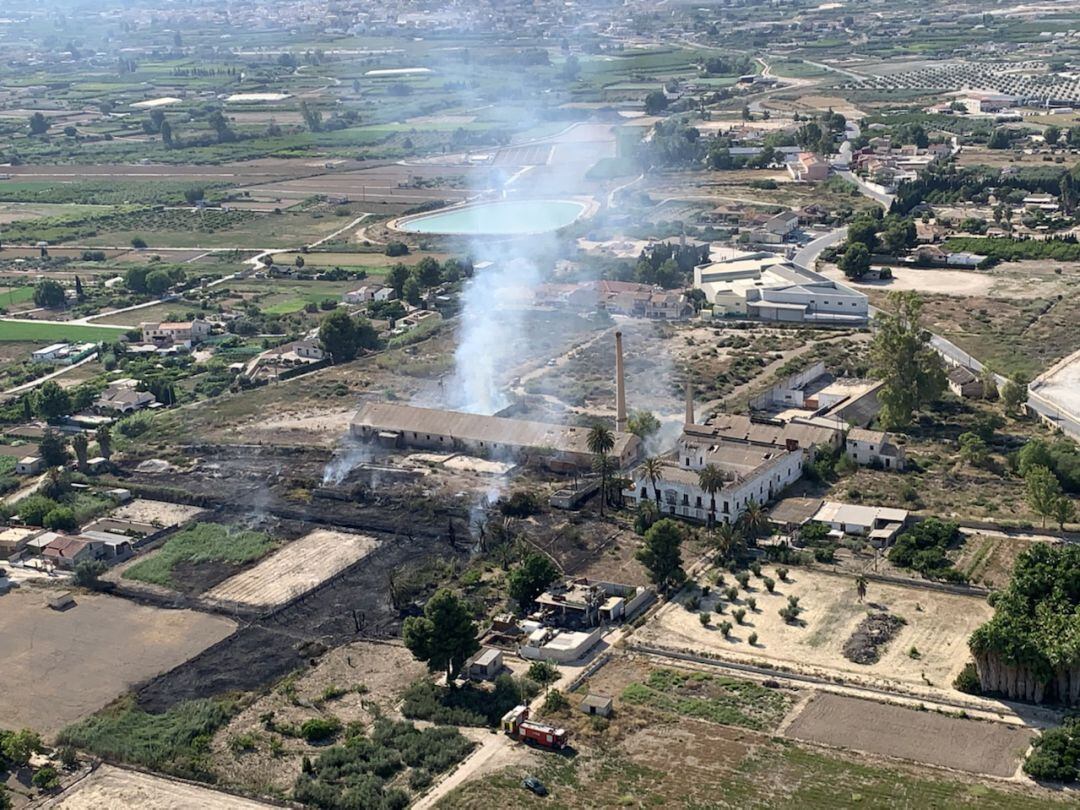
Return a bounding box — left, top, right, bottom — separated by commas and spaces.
793, 226, 846, 268
2, 352, 98, 396
836, 169, 894, 208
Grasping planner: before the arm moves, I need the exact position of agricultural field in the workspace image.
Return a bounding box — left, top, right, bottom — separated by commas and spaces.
440, 660, 1061, 810
0, 589, 235, 736
203, 529, 379, 607
634, 565, 992, 700
0, 320, 127, 342
42, 764, 277, 809
122, 522, 279, 592
784, 692, 1034, 777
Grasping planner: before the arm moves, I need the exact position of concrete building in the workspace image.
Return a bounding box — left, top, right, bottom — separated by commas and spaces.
579, 694, 613, 717
463, 647, 504, 681
351, 403, 641, 472
812, 501, 908, 545
31, 342, 96, 365
696, 253, 867, 324
787, 152, 830, 182
15, 456, 44, 475
344, 284, 394, 304
750, 211, 800, 244
0, 526, 39, 559
140, 319, 211, 348
845, 428, 906, 471
519, 625, 603, 664
532, 579, 653, 628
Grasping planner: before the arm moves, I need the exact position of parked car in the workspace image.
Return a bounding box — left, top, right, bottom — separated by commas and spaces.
522, 776, 548, 796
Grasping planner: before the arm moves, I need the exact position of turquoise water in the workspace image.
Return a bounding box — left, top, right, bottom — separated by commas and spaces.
397, 199, 586, 235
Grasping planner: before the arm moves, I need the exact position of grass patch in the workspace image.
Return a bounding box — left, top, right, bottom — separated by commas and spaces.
122, 521, 276, 588
57, 695, 233, 781
445, 725, 1058, 809
0, 320, 127, 342
620, 668, 790, 731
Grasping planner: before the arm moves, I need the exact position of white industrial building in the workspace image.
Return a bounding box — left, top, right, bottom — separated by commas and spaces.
695, 253, 868, 324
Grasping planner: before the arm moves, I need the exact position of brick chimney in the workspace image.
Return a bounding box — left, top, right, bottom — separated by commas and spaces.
615, 331, 627, 433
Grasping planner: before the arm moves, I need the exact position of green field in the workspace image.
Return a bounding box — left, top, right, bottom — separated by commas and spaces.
122, 522, 277, 588
0, 287, 37, 306
0, 320, 128, 342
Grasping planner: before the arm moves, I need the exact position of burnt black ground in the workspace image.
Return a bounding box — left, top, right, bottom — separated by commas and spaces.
136, 529, 463, 711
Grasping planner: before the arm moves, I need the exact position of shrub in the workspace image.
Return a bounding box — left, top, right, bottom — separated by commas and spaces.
713, 573, 725, 587
32, 766, 59, 790
952, 662, 981, 695
499, 490, 541, 518
719, 621, 732, 638
73, 560, 107, 588
763, 577, 775, 593
714, 601, 725, 615
699, 612, 711, 626
888, 518, 964, 581
724, 586, 738, 601
542, 689, 569, 714
776, 567, 789, 581
1023, 721, 1080, 782
58, 745, 78, 768
43, 506, 77, 531
735, 571, 750, 589
746, 597, 757, 611
300, 717, 342, 743
748, 632, 758, 646
17, 494, 60, 526
686, 595, 701, 611
733, 608, 746, 624
526, 661, 559, 685
813, 546, 835, 564
750, 562, 762, 577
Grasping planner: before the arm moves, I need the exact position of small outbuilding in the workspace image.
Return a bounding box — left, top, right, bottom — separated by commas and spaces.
463, 647, 504, 681
578, 693, 613, 718
15, 456, 44, 475
48, 592, 76, 611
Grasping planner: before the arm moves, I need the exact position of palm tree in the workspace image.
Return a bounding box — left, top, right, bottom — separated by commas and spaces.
739, 498, 768, 545
856, 574, 868, 603
641, 456, 665, 507
712, 520, 743, 564
72, 433, 89, 473
587, 423, 615, 517
697, 464, 725, 527
95, 425, 112, 460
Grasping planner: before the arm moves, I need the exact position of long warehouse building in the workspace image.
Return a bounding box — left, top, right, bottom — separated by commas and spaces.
351, 402, 642, 471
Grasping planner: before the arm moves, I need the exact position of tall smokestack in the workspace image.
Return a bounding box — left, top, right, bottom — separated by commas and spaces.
615, 331, 627, 433
685, 375, 695, 427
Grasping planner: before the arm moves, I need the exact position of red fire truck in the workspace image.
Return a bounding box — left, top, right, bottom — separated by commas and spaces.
500, 705, 569, 750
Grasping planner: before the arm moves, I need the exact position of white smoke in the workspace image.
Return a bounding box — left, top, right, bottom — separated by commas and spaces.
322, 438, 374, 485
447, 257, 542, 415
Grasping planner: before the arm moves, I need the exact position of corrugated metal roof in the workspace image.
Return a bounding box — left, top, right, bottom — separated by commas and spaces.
352, 403, 640, 458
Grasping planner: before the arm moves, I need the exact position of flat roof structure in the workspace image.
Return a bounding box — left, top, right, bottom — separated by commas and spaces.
813, 501, 908, 527
685, 415, 840, 451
